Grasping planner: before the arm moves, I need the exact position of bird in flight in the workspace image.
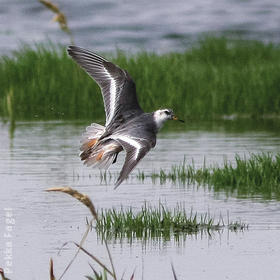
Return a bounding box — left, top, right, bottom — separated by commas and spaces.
67, 46, 183, 188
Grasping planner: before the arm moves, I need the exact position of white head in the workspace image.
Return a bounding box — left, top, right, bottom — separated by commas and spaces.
153, 108, 176, 131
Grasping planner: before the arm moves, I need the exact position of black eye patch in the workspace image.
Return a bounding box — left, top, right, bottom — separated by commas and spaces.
164, 110, 171, 115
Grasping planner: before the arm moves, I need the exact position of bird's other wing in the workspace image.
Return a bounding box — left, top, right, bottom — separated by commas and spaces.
67, 46, 143, 127
112, 135, 151, 188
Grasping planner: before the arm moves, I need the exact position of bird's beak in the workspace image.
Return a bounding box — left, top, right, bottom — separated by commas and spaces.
172, 115, 184, 122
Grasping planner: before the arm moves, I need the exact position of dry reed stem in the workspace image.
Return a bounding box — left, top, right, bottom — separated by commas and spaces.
39, 0, 60, 13
46, 187, 98, 220
46, 187, 117, 279
52, 13, 70, 34
46, 187, 97, 279
104, 239, 117, 279
73, 242, 114, 277
57, 218, 94, 280
39, 0, 74, 43
129, 270, 135, 280
49, 258, 56, 280
171, 263, 178, 280
0, 268, 10, 280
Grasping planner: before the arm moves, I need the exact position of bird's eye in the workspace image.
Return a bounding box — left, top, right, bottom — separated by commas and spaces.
164, 110, 170, 115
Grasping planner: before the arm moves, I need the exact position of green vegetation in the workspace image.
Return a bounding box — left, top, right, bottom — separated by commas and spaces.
1, 37, 280, 120
48, 187, 198, 279
96, 204, 247, 241
86, 269, 109, 280
138, 153, 280, 200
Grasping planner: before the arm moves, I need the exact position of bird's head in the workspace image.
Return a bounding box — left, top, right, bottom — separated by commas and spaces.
153, 109, 184, 130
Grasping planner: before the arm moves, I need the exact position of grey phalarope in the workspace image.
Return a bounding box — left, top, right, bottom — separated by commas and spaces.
67, 46, 183, 188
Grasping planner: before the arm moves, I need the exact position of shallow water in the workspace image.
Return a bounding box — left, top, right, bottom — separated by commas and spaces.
1, 0, 280, 54
0, 120, 280, 279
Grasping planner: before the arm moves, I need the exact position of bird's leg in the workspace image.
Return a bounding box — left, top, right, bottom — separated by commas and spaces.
112, 153, 119, 164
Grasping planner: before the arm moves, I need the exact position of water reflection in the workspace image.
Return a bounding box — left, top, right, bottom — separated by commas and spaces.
9, 119, 15, 141
97, 224, 248, 245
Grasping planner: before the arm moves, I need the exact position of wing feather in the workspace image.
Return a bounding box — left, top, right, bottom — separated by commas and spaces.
112, 135, 151, 188
67, 46, 142, 127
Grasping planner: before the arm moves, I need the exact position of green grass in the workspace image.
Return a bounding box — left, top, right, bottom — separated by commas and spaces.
139, 153, 280, 199
1, 37, 280, 120
95, 203, 247, 241
86, 270, 108, 280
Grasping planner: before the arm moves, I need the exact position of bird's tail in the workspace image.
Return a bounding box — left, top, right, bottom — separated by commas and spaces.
80, 123, 105, 153
80, 123, 121, 169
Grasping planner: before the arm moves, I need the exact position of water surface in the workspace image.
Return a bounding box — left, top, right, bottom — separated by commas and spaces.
1, 0, 280, 54
0, 120, 280, 279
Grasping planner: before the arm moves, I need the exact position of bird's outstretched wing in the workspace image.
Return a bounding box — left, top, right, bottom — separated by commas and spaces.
67, 46, 143, 127
112, 135, 151, 188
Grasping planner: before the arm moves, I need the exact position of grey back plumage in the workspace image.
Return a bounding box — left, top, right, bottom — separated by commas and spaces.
113, 113, 157, 143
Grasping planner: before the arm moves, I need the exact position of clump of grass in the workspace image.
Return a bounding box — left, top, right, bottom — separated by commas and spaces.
47, 187, 188, 279
141, 153, 280, 199
1, 37, 280, 120
86, 270, 108, 280
96, 203, 247, 241
208, 153, 280, 198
